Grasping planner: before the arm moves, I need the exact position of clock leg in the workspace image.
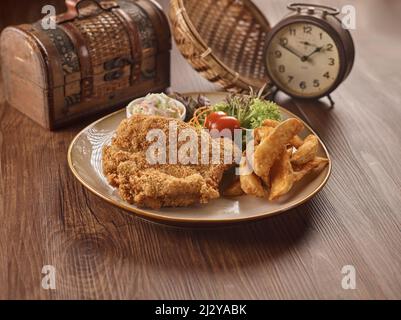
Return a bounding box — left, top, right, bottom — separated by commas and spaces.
327, 94, 335, 108
270, 87, 280, 102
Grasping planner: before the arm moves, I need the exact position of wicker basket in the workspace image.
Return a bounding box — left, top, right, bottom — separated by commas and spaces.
169, 0, 271, 92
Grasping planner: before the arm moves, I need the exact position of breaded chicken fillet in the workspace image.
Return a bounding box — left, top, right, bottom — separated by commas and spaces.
103, 115, 238, 209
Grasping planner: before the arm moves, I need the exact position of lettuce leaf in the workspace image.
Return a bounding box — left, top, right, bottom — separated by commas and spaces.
246, 99, 281, 129
212, 97, 281, 129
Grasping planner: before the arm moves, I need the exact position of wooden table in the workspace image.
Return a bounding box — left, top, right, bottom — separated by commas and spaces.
1, 0, 400, 300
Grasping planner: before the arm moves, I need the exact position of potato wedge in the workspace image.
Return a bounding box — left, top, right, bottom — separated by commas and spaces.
262, 119, 280, 128
240, 173, 266, 198
269, 149, 294, 201
290, 135, 304, 149
291, 135, 319, 166
293, 157, 329, 182
239, 157, 267, 198
262, 118, 304, 148
254, 118, 303, 184
254, 126, 274, 145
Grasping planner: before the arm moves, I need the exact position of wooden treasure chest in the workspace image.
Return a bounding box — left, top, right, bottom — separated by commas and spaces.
0, 0, 171, 129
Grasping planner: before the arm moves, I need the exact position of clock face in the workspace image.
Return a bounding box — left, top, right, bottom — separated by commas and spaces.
266, 22, 341, 98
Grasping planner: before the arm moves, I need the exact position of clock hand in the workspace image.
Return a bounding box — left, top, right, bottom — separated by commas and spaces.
301, 46, 324, 61
280, 44, 304, 60
299, 41, 318, 47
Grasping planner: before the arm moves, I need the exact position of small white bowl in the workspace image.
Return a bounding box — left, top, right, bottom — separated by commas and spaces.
126, 95, 186, 121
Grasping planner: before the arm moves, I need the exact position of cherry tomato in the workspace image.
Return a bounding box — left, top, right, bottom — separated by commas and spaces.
209, 116, 241, 139
204, 111, 226, 129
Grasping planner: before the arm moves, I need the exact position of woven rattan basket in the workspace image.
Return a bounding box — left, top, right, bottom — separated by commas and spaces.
169, 0, 271, 92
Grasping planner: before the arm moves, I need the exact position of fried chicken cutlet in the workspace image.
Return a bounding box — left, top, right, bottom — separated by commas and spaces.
103, 114, 238, 209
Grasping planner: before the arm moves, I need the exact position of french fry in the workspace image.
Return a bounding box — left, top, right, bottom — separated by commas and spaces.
269, 148, 294, 201
293, 157, 329, 182
291, 135, 319, 166
254, 119, 303, 184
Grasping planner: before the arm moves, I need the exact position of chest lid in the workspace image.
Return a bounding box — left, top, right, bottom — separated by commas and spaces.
1, 0, 170, 97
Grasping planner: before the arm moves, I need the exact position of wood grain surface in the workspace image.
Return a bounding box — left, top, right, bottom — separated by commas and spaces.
1, 0, 401, 300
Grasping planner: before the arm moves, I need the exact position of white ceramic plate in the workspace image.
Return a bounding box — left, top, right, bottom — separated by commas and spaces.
68, 92, 331, 227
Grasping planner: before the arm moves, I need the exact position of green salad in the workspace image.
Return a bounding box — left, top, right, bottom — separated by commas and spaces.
211, 87, 281, 129
213, 96, 281, 129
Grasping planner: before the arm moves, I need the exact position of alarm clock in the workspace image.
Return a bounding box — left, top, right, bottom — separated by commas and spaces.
264, 3, 355, 104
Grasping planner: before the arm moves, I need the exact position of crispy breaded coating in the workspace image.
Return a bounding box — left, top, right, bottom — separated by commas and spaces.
103, 115, 237, 209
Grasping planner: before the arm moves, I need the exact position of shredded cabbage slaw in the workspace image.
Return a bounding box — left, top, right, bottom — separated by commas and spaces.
128, 93, 184, 119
